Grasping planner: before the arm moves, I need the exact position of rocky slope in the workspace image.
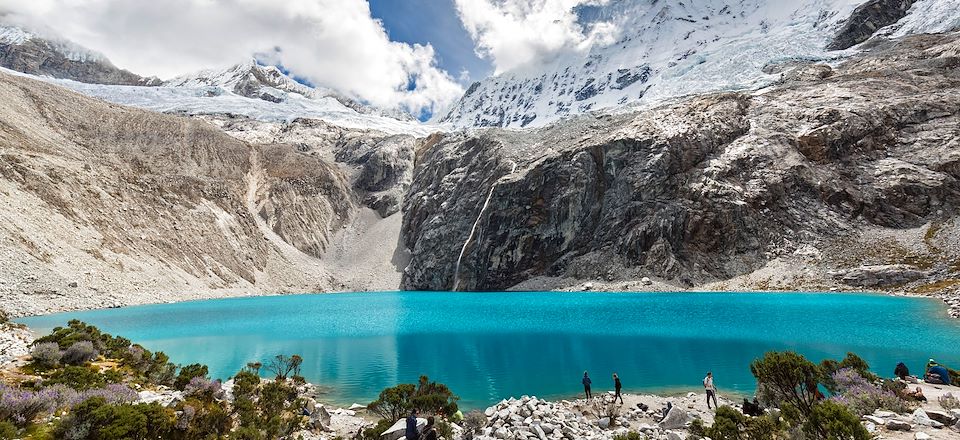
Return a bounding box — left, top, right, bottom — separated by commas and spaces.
0, 25, 157, 86
0, 71, 417, 317
402, 31, 960, 302
440, 0, 960, 129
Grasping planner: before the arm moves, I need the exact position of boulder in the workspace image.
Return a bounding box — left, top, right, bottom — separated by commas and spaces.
349, 403, 367, 411
886, 419, 912, 431
666, 432, 682, 440
915, 432, 931, 440
380, 418, 426, 440
834, 264, 925, 288
598, 417, 610, 429
659, 406, 689, 429
913, 408, 943, 428
925, 409, 956, 425
863, 415, 885, 425
315, 405, 331, 427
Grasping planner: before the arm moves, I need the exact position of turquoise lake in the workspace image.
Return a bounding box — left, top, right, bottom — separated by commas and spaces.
18, 291, 960, 409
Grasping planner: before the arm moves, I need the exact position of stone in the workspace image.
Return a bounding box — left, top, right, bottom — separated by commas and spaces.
863, 415, 885, 425
913, 408, 943, 428
598, 417, 610, 429
875, 410, 897, 418
886, 419, 912, 431
925, 409, 956, 425
314, 405, 331, 428
641, 277, 652, 285
666, 432, 682, 440
486, 407, 496, 417
349, 403, 367, 411
914, 433, 931, 440
659, 407, 689, 430
381, 418, 426, 440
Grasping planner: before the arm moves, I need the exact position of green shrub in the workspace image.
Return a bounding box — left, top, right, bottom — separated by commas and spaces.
146, 352, 177, 386
174, 364, 209, 391
45, 365, 106, 391
0, 309, 8, 325
62, 341, 98, 366
368, 383, 415, 421
612, 432, 643, 440
30, 342, 63, 369
54, 397, 173, 440
436, 419, 454, 440
361, 419, 394, 440
229, 369, 304, 440
0, 421, 15, 440
804, 401, 870, 440
368, 375, 459, 421
690, 406, 785, 440
174, 399, 232, 439
266, 354, 302, 381
751, 351, 821, 415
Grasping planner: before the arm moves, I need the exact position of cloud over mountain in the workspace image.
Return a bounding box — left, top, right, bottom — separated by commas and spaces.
454, 0, 618, 74
0, 0, 463, 116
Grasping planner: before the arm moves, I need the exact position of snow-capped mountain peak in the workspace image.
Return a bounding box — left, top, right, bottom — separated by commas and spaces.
442, 0, 960, 129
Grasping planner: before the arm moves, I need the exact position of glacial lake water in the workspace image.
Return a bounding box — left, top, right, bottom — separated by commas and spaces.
18, 291, 960, 409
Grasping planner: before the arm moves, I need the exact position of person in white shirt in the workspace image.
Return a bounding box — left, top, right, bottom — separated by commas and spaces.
703, 372, 718, 409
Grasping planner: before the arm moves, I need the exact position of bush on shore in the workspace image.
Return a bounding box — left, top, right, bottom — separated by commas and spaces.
695, 351, 877, 440
368, 375, 459, 421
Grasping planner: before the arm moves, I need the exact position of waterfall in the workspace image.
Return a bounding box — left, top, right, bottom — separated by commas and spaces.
452, 161, 517, 291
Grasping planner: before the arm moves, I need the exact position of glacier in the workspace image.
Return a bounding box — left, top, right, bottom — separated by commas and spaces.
441, 0, 960, 129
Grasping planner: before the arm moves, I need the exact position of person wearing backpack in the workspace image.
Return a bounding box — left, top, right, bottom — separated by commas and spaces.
420, 416, 438, 440
582, 371, 593, 399
703, 372, 718, 410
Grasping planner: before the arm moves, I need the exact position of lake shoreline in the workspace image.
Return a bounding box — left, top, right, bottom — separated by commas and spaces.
4, 284, 956, 320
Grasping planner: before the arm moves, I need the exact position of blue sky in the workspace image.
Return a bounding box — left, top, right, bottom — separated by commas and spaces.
368, 0, 492, 85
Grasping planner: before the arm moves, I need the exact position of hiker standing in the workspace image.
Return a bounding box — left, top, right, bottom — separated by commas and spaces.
703, 372, 718, 409
421, 416, 438, 440
582, 371, 593, 399
405, 408, 419, 440
613, 373, 623, 404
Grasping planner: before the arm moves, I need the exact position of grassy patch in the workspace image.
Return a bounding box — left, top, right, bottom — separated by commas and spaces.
913, 279, 960, 294
924, 222, 944, 253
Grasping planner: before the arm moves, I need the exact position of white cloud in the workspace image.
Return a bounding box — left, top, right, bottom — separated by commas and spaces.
0, 0, 463, 116
454, 0, 618, 74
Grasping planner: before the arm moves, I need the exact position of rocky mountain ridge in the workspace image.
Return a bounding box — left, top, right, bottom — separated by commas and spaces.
0, 70, 416, 317
403, 31, 960, 301
0, 25, 158, 86
0, 24, 424, 134
440, 0, 960, 129
1, 5, 960, 319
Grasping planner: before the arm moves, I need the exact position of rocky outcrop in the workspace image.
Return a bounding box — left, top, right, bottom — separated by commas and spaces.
832, 265, 926, 288
0, 27, 156, 85
402, 32, 960, 291
0, 71, 359, 316
827, 0, 916, 50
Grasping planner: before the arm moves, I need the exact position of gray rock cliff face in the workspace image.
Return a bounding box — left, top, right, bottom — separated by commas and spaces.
401, 32, 960, 291
827, 0, 916, 50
